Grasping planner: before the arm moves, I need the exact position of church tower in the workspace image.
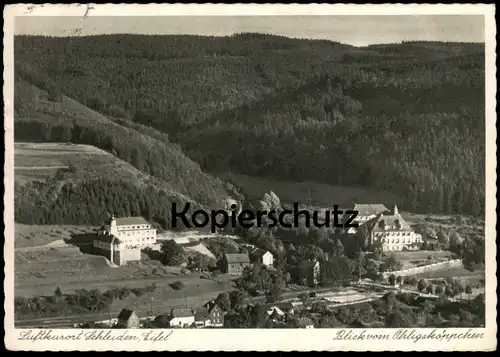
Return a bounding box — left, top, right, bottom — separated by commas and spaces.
393, 205, 399, 216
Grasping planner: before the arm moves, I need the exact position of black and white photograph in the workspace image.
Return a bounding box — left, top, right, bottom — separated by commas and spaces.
3, 3, 496, 352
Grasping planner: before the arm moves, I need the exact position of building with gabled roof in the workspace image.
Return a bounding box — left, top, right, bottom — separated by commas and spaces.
357, 205, 422, 252
168, 308, 195, 328
251, 248, 274, 267
93, 215, 157, 266
194, 303, 224, 328
343, 203, 389, 229
221, 253, 251, 275
116, 308, 140, 329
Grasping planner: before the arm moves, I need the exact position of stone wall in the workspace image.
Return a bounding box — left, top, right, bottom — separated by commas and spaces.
383, 259, 462, 278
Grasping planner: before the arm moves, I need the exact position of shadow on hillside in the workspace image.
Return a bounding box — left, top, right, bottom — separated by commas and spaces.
64, 232, 97, 255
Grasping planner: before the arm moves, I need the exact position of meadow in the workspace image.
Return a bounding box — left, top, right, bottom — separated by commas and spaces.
14, 142, 151, 186
216, 171, 399, 208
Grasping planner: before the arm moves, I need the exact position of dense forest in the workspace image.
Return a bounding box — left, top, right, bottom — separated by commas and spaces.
14, 34, 485, 218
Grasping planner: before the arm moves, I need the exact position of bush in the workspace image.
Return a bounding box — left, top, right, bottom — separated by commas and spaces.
170, 281, 186, 290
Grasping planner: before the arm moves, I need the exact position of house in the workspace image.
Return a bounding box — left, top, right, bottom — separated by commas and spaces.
168, 308, 195, 328
297, 260, 321, 286
251, 249, 274, 267
116, 309, 140, 329
93, 215, 157, 266
297, 317, 314, 329
356, 205, 423, 252
194, 303, 224, 328
221, 253, 252, 274
266, 306, 285, 321
275, 302, 296, 316
343, 203, 389, 231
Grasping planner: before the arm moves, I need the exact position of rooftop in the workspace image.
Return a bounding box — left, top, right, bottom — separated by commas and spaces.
109, 216, 151, 226
224, 253, 250, 264
170, 308, 195, 318
352, 204, 389, 216
117, 308, 135, 321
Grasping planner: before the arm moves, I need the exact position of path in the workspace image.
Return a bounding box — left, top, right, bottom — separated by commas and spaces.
15, 166, 69, 170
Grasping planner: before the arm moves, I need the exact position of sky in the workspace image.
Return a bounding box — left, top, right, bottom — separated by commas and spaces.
15, 15, 485, 47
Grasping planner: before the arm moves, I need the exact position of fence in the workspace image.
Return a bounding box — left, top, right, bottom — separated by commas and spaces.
382, 259, 462, 279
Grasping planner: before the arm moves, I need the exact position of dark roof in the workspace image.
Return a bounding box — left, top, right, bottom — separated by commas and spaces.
195, 307, 209, 321
276, 302, 294, 311
109, 216, 150, 226
170, 308, 194, 318
94, 234, 122, 244
351, 204, 389, 216
366, 213, 413, 233
299, 260, 320, 270
117, 308, 135, 321
224, 253, 250, 264
252, 248, 272, 257
203, 300, 222, 313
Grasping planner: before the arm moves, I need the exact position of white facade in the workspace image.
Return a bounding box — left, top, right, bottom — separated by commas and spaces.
101, 216, 157, 248
375, 231, 423, 251
261, 251, 274, 266
169, 316, 195, 328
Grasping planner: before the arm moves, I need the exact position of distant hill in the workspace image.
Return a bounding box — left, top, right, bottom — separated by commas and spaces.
14, 79, 234, 229
14, 35, 485, 216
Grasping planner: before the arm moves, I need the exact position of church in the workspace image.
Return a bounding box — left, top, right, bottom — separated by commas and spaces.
93, 215, 157, 266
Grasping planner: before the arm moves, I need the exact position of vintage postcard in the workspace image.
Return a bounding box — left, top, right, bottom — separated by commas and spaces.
3, 3, 497, 351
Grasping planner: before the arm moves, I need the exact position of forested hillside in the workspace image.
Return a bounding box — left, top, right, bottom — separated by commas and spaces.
14, 34, 485, 216
14, 79, 233, 229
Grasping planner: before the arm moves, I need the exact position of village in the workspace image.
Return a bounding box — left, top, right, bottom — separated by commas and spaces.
15, 198, 485, 330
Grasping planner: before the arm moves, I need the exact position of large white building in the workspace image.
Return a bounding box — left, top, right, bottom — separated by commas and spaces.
343, 203, 389, 234
93, 215, 157, 266
357, 205, 422, 252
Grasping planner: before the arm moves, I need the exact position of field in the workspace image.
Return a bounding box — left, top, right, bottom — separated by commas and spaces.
15, 224, 97, 249
14, 142, 153, 186
216, 172, 399, 207
392, 250, 455, 269
14, 223, 236, 305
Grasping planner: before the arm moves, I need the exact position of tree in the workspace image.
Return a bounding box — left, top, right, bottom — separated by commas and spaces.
426, 284, 435, 295
437, 228, 449, 249
388, 274, 396, 286
417, 279, 427, 293
215, 293, 231, 312
435, 284, 444, 295
465, 284, 473, 301
53, 286, 63, 303
408, 276, 418, 286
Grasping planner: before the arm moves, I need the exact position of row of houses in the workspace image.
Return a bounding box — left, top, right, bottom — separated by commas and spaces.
116, 300, 224, 329
115, 300, 314, 329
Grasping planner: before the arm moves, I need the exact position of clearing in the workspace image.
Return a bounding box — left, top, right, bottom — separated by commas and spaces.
15, 224, 97, 249
14, 142, 155, 187
215, 172, 399, 207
